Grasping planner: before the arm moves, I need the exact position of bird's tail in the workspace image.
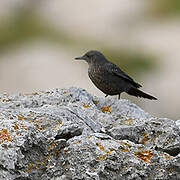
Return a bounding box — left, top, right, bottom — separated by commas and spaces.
127, 88, 157, 100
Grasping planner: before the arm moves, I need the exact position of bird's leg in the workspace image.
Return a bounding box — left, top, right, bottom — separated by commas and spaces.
118, 94, 121, 99
105, 94, 108, 98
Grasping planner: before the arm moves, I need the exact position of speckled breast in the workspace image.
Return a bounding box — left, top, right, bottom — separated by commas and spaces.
88, 65, 127, 95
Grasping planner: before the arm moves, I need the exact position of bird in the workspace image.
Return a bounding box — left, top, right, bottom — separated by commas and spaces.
75, 50, 157, 100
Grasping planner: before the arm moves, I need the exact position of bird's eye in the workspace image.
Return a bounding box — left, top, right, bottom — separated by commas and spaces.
86, 54, 90, 58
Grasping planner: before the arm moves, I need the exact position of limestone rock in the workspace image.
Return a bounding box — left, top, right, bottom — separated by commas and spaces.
0, 87, 179, 180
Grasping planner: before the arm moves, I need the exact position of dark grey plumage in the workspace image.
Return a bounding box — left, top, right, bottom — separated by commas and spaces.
75, 50, 157, 100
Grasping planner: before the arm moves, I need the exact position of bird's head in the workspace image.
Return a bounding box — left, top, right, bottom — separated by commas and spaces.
75, 50, 107, 65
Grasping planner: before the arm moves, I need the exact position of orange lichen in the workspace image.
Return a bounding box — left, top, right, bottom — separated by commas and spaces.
63, 91, 67, 94
63, 148, 68, 154
10, 129, 14, 133
35, 124, 46, 130
105, 149, 114, 154
29, 119, 33, 123
57, 120, 62, 125
96, 154, 106, 161
141, 132, 150, 145
27, 114, 33, 117
21, 123, 27, 130
13, 123, 19, 130
73, 140, 77, 144
101, 106, 111, 113
78, 139, 81, 144
24, 168, 32, 173
135, 150, 154, 162
96, 142, 105, 151
164, 154, 171, 159
0, 128, 11, 143
16, 132, 20, 135
105, 150, 111, 154
82, 103, 90, 108
17, 114, 27, 121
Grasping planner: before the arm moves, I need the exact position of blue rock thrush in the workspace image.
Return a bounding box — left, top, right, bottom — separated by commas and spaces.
75, 50, 157, 100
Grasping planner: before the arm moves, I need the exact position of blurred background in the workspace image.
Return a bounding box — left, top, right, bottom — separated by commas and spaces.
0, 0, 180, 120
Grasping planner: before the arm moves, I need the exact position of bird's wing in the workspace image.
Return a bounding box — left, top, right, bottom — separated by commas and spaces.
106, 63, 142, 88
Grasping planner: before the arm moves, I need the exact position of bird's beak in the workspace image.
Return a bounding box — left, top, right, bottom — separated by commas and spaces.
75, 56, 85, 60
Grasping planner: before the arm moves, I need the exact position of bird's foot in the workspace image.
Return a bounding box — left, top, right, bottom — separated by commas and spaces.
118, 94, 121, 99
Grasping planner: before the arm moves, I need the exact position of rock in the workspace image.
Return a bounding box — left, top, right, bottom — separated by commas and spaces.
0, 87, 179, 180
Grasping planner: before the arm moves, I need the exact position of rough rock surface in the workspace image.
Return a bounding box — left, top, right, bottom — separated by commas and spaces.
0, 87, 179, 180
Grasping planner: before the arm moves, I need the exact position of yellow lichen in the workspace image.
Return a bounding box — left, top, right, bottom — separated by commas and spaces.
101, 106, 111, 113
17, 114, 24, 120
48, 141, 56, 151
105, 149, 114, 154
135, 150, 154, 162
96, 142, 105, 151
24, 168, 32, 172
120, 142, 131, 148
54, 148, 59, 156
96, 154, 106, 161
28, 163, 34, 168
82, 103, 90, 108
141, 133, 150, 145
